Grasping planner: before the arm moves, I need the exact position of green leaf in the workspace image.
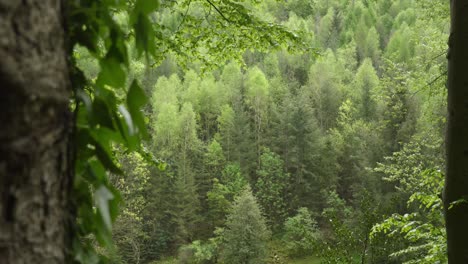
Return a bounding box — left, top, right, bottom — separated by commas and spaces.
93, 212, 114, 247
127, 81, 149, 138
91, 98, 114, 129
87, 159, 107, 186
89, 125, 124, 173
97, 56, 126, 88
118, 105, 135, 136
95, 126, 124, 144
116, 107, 139, 151
95, 185, 114, 231
76, 106, 90, 129
133, 14, 156, 58
94, 86, 118, 107
94, 142, 123, 174
107, 185, 122, 223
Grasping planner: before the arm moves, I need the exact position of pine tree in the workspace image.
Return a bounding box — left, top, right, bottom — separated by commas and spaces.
217, 105, 236, 162
255, 148, 291, 229
245, 67, 270, 166
221, 187, 270, 264
352, 58, 379, 122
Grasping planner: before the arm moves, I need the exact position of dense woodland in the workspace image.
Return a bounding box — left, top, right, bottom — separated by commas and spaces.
76, 0, 451, 263
0, 0, 456, 263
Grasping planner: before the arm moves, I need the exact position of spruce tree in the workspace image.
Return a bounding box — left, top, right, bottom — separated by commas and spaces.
221, 187, 270, 264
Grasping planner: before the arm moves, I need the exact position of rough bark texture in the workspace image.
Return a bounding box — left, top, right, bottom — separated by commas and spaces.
0, 0, 72, 263
445, 1, 468, 263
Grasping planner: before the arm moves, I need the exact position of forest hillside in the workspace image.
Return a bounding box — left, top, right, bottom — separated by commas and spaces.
75, 0, 449, 263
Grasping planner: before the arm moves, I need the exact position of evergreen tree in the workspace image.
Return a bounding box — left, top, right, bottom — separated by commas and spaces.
221, 187, 270, 264
245, 67, 270, 166
207, 164, 248, 229
307, 50, 343, 131
283, 207, 320, 257
352, 58, 380, 122
255, 148, 291, 229
217, 105, 236, 162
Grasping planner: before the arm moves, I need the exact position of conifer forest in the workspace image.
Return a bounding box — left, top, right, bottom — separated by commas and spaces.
1, 0, 466, 264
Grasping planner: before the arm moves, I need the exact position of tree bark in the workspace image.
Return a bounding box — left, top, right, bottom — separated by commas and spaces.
0, 0, 72, 263
445, 1, 468, 263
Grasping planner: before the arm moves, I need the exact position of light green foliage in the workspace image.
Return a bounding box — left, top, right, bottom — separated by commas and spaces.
178, 238, 220, 264
152, 75, 181, 114
246, 67, 270, 115
364, 27, 381, 66
221, 188, 271, 264
306, 50, 343, 131
353, 58, 380, 121
319, 190, 357, 264
385, 23, 415, 63
217, 105, 236, 161
182, 70, 202, 109
197, 74, 224, 140
374, 139, 444, 195
317, 8, 338, 50
394, 8, 417, 29
221, 164, 249, 200
245, 67, 271, 162
329, 99, 381, 199
283, 208, 320, 257
220, 62, 243, 104
207, 179, 232, 227
255, 148, 291, 229
178, 103, 201, 153
205, 140, 226, 175
207, 164, 248, 227
372, 144, 446, 263
153, 103, 180, 156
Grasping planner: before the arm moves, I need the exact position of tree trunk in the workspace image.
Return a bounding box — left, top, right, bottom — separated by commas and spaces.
0, 0, 72, 263
445, 1, 468, 263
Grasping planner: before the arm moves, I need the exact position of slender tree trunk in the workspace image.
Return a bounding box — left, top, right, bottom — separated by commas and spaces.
445, 1, 468, 263
0, 0, 72, 263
